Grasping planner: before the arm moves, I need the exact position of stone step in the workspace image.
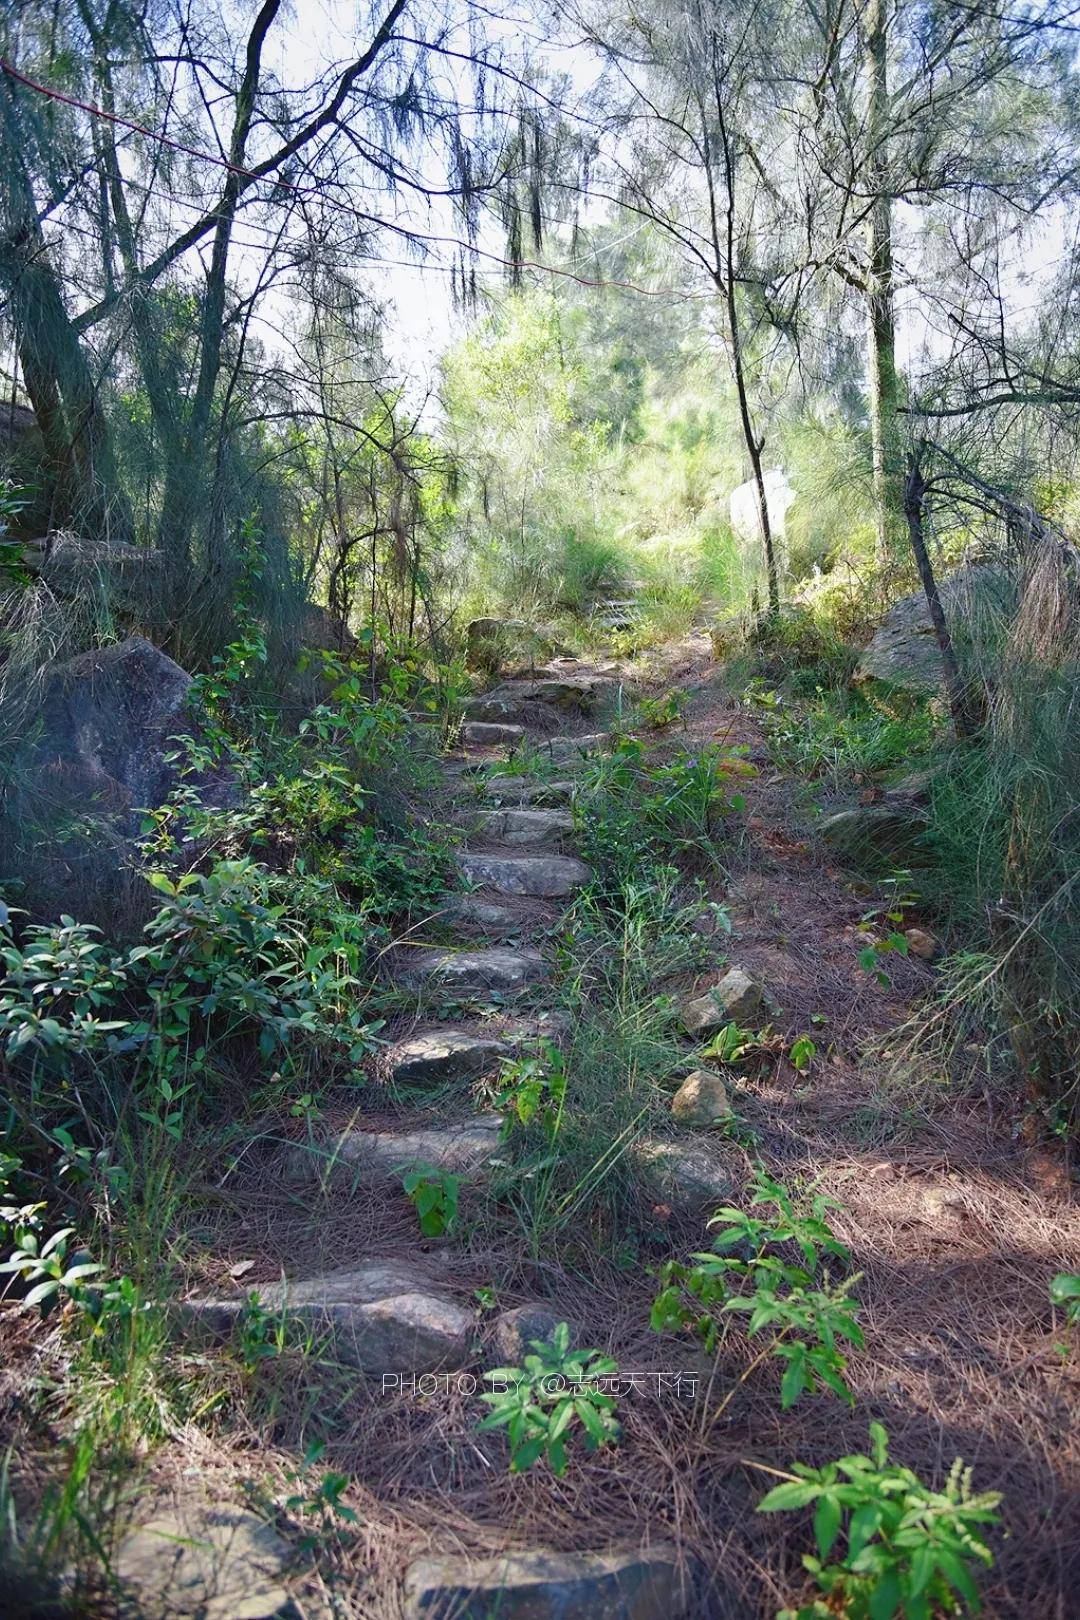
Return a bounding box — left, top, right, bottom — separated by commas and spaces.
186, 1260, 473, 1373
318, 1115, 502, 1181
463, 694, 528, 724
434, 894, 528, 939
458, 851, 589, 898
479, 807, 574, 848
480, 776, 576, 806
461, 720, 524, 747
116, 1500, 292, 1620
384, 1013, 567, 1087
404, 1544, 696, 1620
632, 1136, 733, 1214
535, 732, 609, 764
395, 944, 547, 995
482, 674, 619, 714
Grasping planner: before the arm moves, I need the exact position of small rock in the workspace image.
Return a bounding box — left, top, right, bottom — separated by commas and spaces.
681, 968, 764, 1035
481, 807, 574, 848
115, 1500, 292, 1619
632, 1138, 733, 1213
395, 945, 548, 996
461, 720, 525, 748
671, 1070, 732, 1128
403, 1544, 696, 1620
457, 852, 589, 898
491, 1303, 569, 1363
905, 926, 938, 961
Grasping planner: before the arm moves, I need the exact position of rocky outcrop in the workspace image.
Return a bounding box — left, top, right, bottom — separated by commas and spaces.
854, 563, 1009, 702
404, 1544, 696, 1620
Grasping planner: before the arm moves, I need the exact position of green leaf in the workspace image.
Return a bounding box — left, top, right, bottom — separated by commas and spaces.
758, 1479, 821, 1512
813, 1492, 842, 1559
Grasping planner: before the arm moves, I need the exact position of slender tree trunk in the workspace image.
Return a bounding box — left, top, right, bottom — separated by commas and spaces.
861, 0, 903, 574
902, 451, 976, 739
0, 80, 132, 541
716, 107, 779, 616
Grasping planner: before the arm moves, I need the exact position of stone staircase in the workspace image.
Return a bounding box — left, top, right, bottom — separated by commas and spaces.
180, 660, 722, 1618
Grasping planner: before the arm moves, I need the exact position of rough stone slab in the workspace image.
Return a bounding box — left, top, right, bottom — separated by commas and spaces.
462, 720, 525, 747
487, 675, 618, 713
387, 1028, 515, 1086
464, 695, 525, 724
115, 1501, 292, 1619
432, 894, 528, 939
328, 1115, 503, 1180
681, 968, 764, 1035
633, 1137, 734, 1213
480, 807, 575, 848
396, 945, 548, 995
187, 1261, 473, 1372
404, 1543, 695, 1620
536, 732, 609, 764
458, 852, 589, 898
481, 777, 576, 806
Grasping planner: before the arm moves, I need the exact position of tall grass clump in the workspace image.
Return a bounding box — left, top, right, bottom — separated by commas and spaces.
921, 537, 1080, 1131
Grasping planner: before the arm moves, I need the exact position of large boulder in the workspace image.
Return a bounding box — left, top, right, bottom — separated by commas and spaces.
854, 564, 1010, 703
36, 635, 211, 813
729, 469, 795, 549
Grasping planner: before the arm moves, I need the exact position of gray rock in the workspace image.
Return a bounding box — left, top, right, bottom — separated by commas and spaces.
489, 675, 618, 713
435, 894, 527, 938
671, 1070, 732, 1127
819, 805, 929, 866
386, 1028, 514, 1086
491, 1303, 569, 1364
114, 1500, 292, 1619
323, 1115, 502, 1181
482, 777, 576, 806
681, 969, 764, 1035
854, 563, 1010, 701
187, 1260, 473, 1372
36, 634, 225, 813
462, 720, 526, 748
633, 1137, 734, 1212
481, 808, 574, 848
395, 945, 548, 995
537, 732, 609, 764
463, 695, 525, 724
458, 852, 589, 898
404, 1544, 695, 1620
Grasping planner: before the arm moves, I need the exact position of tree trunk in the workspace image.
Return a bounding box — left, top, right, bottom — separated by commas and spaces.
902, 452, 977, 739
0, 80, 133, 542
861, 0, 903, 574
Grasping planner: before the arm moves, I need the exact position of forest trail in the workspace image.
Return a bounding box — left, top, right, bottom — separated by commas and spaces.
82, 646, 1079, 1619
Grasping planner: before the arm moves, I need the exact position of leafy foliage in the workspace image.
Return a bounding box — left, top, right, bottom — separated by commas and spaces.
759, 1423, 1001, 1620
478, 1322, 621, 1475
